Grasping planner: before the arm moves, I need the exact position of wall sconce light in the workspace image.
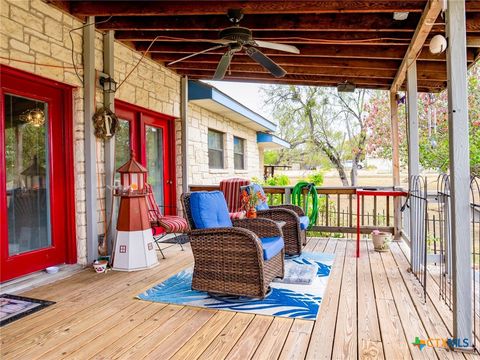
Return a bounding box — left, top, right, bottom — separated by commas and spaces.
100, 76, 117, 93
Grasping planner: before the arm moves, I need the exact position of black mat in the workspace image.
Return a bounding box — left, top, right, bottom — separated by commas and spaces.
160, 234, 189, 244
0, 294, 55, 326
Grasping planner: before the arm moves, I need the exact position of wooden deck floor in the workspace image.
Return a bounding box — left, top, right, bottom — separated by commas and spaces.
1, 238, 478, 360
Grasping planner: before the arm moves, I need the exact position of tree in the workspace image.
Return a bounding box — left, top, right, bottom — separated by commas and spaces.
262, 85, 368, 186
364, 62, 480, 176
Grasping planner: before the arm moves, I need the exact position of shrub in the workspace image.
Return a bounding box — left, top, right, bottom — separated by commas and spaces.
307, 171, 324, 186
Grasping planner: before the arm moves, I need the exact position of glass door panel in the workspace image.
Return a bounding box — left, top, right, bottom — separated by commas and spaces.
4, 94, 51, 256
145, 125, 164, 207
114, 119, 131, 177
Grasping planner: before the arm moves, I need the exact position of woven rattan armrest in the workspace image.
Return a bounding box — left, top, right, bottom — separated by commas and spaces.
189, 226, 262, 248
256, 207, 300, 223
269, 204, 305, 217
232, 218, 283, 239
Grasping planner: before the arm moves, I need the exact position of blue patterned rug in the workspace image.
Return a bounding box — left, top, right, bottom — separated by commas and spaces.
137, 252, 334, 320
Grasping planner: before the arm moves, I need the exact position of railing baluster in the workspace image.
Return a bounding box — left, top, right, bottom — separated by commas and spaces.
373, 196, 377, 226
386, 196, 390, 226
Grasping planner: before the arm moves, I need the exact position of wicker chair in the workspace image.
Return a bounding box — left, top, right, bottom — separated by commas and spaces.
219, 177, 250, 219
182, 191, 284, 299
145, 183, 189, 259
246, 183, 309, 256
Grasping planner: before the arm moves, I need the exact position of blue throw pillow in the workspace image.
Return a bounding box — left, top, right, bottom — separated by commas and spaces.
249, 183, 269, 211
189, 191, 233, 229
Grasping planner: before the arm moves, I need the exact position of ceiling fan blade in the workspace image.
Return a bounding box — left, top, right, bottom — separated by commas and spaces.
167, 45, 225, 66
245, 47, 286, 78
253, 40, 300, 54
213, 51, 233, 80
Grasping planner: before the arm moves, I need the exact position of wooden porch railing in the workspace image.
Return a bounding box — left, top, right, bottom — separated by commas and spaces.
188, 185, 401, 236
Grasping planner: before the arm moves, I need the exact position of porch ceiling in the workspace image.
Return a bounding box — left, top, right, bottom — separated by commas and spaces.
46, 0, 480, 92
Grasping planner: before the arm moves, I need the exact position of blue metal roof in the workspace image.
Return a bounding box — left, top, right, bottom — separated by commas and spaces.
257, 132, 291, 149
188, 80, 277, 132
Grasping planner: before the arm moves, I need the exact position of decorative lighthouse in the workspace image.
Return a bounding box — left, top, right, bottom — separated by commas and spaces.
112, 151, 158, 271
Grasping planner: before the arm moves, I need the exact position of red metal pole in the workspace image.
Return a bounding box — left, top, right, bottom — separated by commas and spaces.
356, 192, 361, 257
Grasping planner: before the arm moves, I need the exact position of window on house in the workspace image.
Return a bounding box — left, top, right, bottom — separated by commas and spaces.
234, 136, 245, 170
208, 129, 224, 169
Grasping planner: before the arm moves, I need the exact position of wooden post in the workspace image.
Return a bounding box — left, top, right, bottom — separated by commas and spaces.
407, 61, 420, 179
407, 61, 420, 265
103, 30, 115, 255
446, 0, 473, 349
390, 91, 401, 240
181, 76, 189, 194
83, 16, 98, 263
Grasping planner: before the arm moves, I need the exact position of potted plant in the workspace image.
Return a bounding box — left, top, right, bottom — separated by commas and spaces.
241, 186, 267, 219
371, 230, 391, 252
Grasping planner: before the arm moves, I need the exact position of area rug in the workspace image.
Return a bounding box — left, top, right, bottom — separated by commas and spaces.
0, 294, 55, 326
137, 252, 334, 320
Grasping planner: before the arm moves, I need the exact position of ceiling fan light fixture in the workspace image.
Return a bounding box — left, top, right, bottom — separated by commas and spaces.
393, 12, 409, 21
337, 82, 356, 93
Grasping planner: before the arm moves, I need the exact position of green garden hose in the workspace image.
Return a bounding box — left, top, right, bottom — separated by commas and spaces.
291, 181, 319, 229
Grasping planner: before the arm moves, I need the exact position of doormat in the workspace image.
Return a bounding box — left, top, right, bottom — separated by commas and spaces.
138, 252, 334, 320
160, 234, 189, 245
0, 294, 55, 326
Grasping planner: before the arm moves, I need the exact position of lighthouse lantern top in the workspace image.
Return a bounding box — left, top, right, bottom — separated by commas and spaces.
116, 150, 147, 196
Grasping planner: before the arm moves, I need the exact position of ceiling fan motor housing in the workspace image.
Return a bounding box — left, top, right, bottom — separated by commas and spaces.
219, 27, 252, 43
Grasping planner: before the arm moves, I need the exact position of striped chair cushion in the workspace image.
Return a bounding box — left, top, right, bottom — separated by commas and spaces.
219, 178, 251, 213
157, 216, 189, 233
145, 183, 162, 223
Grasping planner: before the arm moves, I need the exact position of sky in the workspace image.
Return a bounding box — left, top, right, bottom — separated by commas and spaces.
203, 80, 272, 120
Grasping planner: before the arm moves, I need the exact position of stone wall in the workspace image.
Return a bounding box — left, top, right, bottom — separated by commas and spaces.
0, 0, 181, 265
187, 103, 262, 185
0, 0, 266, 268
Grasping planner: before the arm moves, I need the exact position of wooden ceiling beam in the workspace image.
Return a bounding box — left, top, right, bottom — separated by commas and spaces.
167, 62, 447, 81
70, 1, 429, 16
391, 0, 443, 92
177, 69, 445, 86
71, 1, 480, 16
152, 54, 447, 73
137, 42, 463, 61
97, 13, 424, 32
187, 76, 441, 93
183, 72, 445, 91
115, 30, 415, 45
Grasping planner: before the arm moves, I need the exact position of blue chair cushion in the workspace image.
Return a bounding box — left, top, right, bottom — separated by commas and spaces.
189, 191, 233, 229
249, 183, 269, 211
299, 215, 310, 230
260, 236, 284, 261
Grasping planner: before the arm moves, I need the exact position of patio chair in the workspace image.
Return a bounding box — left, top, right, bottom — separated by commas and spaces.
246, 183, 309, 256
219, 178, 250, 219
145, 184, 189, 259
181, 191, 285, 298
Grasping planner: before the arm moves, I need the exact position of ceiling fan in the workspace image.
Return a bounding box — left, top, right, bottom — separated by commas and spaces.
167, 9, 300, 80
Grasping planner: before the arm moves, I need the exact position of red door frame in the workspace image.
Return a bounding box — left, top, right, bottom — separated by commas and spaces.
0, 65, 77, 282
115, 100, 177, 215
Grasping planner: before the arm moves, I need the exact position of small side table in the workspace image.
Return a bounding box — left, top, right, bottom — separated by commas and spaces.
356, 189, 407, 258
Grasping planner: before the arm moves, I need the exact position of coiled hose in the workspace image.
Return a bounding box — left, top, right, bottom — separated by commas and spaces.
291, 181, 319, 229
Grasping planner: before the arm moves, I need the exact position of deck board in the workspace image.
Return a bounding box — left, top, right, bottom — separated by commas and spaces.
0, 238, 472, 360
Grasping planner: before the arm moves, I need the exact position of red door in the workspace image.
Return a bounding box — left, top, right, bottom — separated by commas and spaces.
0, 65, 76, 282
114, 100, 176, 215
